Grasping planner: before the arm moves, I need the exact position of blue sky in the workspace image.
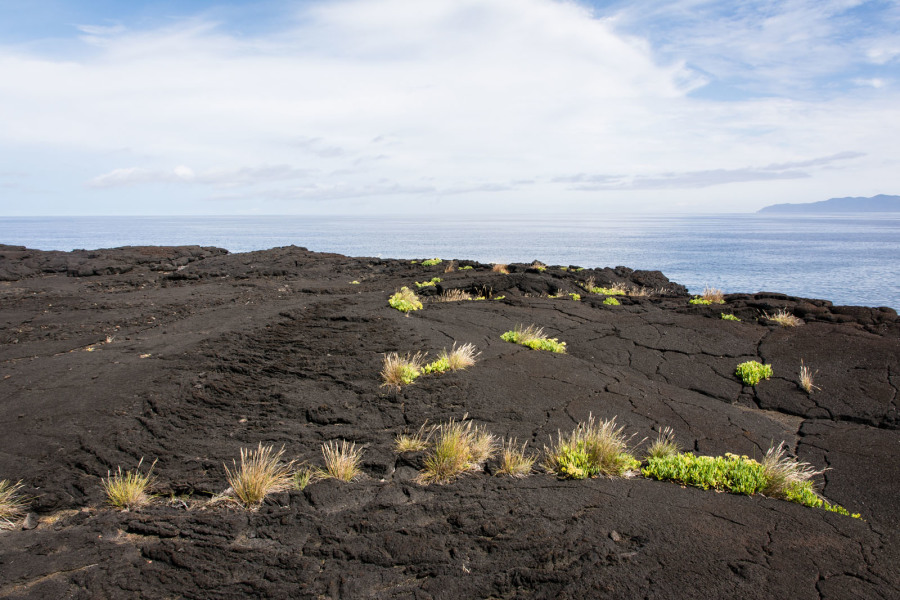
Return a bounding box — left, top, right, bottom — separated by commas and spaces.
0, 0, 898, 215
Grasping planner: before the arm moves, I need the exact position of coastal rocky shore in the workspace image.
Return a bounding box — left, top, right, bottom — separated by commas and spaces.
0, 244, 898, 599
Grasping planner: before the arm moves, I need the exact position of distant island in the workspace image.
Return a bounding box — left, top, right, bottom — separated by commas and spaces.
758, 194, 900, 213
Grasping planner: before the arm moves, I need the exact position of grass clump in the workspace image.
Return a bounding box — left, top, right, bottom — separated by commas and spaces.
0, 480, 28, 529
417, 419, 497, 485
736, 361, 773, 386
321, 440, 364, 482
421, 258, 442, 267
380, 352, 425, 388
603, 297, 620, 306
292, 466, 314, 490
765, 308, 803, 327
395, 422, 434, 453
798, 360, 820, 394
544, 415, 639, 479
437, 289, 474, 302
415, 277, 442, 288
102, 458, 156, 511
225, 444, 295, 508
492, 263, 510, 274
645, 426, 681, 461
721, 313, 741, 322
497, 439, 536, 478
702, 286, 725, 303
422, 342, 480, 375
501, 324, 567, 353
389, 287, 423, 313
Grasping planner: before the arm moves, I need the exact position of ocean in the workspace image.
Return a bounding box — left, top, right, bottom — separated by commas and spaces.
2, 214, 899, 310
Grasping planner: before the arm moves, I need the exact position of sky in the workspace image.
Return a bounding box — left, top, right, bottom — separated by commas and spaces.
0, 0, 898, 216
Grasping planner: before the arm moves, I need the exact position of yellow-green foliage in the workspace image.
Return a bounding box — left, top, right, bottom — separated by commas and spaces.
586, 284, 627, 296
321, 440, 363, 482
422, 356, 451, 375
102, 459, 156, 510
689, 297, 712, 305
225, 444, 295, 508
389, 287, 423, 313
421, 258, 442, 267
459, 265, 474, 271
496, 439, 535, 478
736, 361, 773, 386
544, 415, 639, 479
380, 352, 425, 388
721, 313, 741, 321
501, 324, 567, 353
603, 297, 620, 306
417, 419, 497, 485
0, 480, 27, 529
349, 280, 360, 285
415, 277, 442, 288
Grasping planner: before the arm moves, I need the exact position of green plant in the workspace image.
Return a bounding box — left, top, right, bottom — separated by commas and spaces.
645, 426, 680, 460
415, 277, 442, 288
102, 458, 156, 510
380, 352, 425, 388
293, 466, 314, 490
417, 419, 497, 485
389, 287, 423, 313
422, 342, 480, 375
736, 361, 773, 386
582, 277, 627, 296
321, 440, 363, 482
721, 313, 741, 321
0, 480, 27, 529
544, 415, 639, 479
765, 308, 803, 327
349, 280, 360, 285
798, 360, 820, 393
421, 258, 442, 267
501, 324, 567, 353
459, 265, 474, 271
603, 297, 620, 306
689, 297, 712, 305
395, 422, 434, 453
225, 444, 295, 508
496, 439, 535, 478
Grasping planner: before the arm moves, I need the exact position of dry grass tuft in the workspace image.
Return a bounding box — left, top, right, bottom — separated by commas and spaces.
760, 442, 823, 499
444, 260, 457, 273
799, 360, 821, 394
492, 263, 510, 274
436, 289, 474, 302
497, 439, 536, 478
702, 286, 725, 303
766, 308, 803, 327
380, 351, 426, 389
0, 480, 28, 529
395, 422, 434, 453
544, 415, 639, 479
224, 444, 295, 508
102, 458, 156, 511
417, 419, 497, 485
446, 342, 480, 371
645, 426, 681, 460
321, 440, 364, 482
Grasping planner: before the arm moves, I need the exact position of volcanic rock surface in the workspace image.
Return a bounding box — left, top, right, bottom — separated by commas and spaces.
0, 244, 898, 599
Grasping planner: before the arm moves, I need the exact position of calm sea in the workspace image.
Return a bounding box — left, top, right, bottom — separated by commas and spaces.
2, 214, 898, 310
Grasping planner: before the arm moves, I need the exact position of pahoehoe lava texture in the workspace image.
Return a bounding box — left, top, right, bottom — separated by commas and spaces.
0, 244, 898, 599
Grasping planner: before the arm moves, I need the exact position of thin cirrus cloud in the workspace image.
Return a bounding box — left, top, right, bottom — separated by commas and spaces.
0, 0, 897, 215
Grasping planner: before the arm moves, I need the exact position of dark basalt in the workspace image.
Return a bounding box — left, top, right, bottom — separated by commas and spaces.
0, 245, 898, 599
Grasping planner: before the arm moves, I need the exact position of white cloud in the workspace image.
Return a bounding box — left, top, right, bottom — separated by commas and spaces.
0, 0, 898, 214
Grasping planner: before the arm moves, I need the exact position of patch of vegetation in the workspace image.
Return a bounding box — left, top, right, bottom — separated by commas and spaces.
444, 261, 457, 273
422, 343, 480, 375
736, 361, 773, 386
380, 351, 425, 388
0, 480, 27, 530
799, 360, 820, 394
349, 280, 360, 285
293, 467, 314, 491
389, 287, 423, 313
721, 313, 741, 321
421, 258, 442, 267
765, 308, 803, 327
603, 297, 620, 306
321, 440, 363, 482
459, 265, 474, 271
643, 444, 859, 517
492, 263, 510, 274
102, 459, 156, 511
395, 422, 433, 453
549, 292, 581, 301
645, 426, 680, 461
492, 295, 506, 300
544, 415, 639, 479
501, 324, 567, 353
689, 297, 712, 305
224, 444, 294, 508
497, 439, 536, 478
702, 286, 725, 303
415, 277, 442, 288
417, 419, 497, 485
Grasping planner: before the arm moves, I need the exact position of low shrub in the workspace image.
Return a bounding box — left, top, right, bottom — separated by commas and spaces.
721, 313, 741, 321
736, 361, 773, 386
389, 287, 423, 313
415, 277, 442, 288
380, 352, 425, 388
603, 297, 620, 306
544, 415, 639, 479
766, 308, 803, 327
224, 444, 295, 508
102, 459, 156, 510
421, 258, 442, 267
497, 439, 535, 478
0, 480, 27, 529
417, 419, 497, 485
321, 440, 363, 482
501, 324, 567, 353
